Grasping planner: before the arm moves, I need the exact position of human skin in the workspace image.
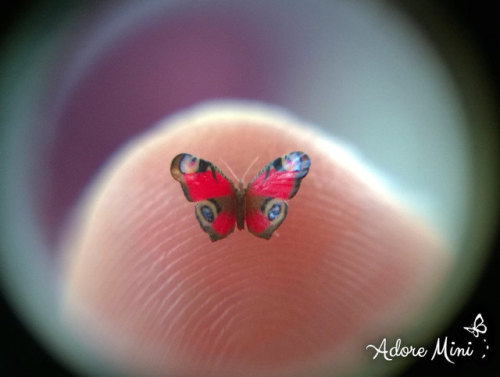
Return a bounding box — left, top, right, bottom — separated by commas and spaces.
62, 102, 451, 377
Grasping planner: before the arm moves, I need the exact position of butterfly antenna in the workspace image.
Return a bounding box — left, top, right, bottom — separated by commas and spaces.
220, 158, 239, 182
241, 155, 260, 183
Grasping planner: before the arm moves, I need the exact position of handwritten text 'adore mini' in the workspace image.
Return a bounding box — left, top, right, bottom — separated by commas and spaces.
366, 337, 474, 364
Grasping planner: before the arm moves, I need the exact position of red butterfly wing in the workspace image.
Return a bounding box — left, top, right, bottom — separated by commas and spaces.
245, 151, 310, 239
171, 153, 238, 241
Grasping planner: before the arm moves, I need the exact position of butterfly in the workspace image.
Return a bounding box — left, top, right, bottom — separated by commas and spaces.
170, 151, 311, 241
463, 313, 487, 338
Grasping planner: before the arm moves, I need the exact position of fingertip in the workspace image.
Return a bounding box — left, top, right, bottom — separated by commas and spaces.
62, 101, 451, 377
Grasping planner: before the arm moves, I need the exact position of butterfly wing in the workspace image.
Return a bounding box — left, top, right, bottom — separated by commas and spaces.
171, 153, 238, 241
473, 314, 487, 335
245, 151, 311, 239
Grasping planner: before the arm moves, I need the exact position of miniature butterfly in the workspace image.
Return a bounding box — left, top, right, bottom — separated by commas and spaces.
463, 313, 487, 338
170, 151, 311, 241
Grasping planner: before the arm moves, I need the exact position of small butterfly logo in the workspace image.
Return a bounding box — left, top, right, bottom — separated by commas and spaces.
463, 313, 487, 337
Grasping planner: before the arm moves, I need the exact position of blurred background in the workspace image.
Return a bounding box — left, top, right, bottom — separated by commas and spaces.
1, 0, 498, 376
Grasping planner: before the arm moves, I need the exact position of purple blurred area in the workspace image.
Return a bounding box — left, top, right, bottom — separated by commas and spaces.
43, 3, 287, 246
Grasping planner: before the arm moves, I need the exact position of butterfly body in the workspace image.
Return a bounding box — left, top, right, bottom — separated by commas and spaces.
170, 152, 310, 241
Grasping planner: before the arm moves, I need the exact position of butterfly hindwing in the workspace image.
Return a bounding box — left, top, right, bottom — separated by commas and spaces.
170, 153, 238, 241
244, 151, 311, 239
244, 197, 289, 240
